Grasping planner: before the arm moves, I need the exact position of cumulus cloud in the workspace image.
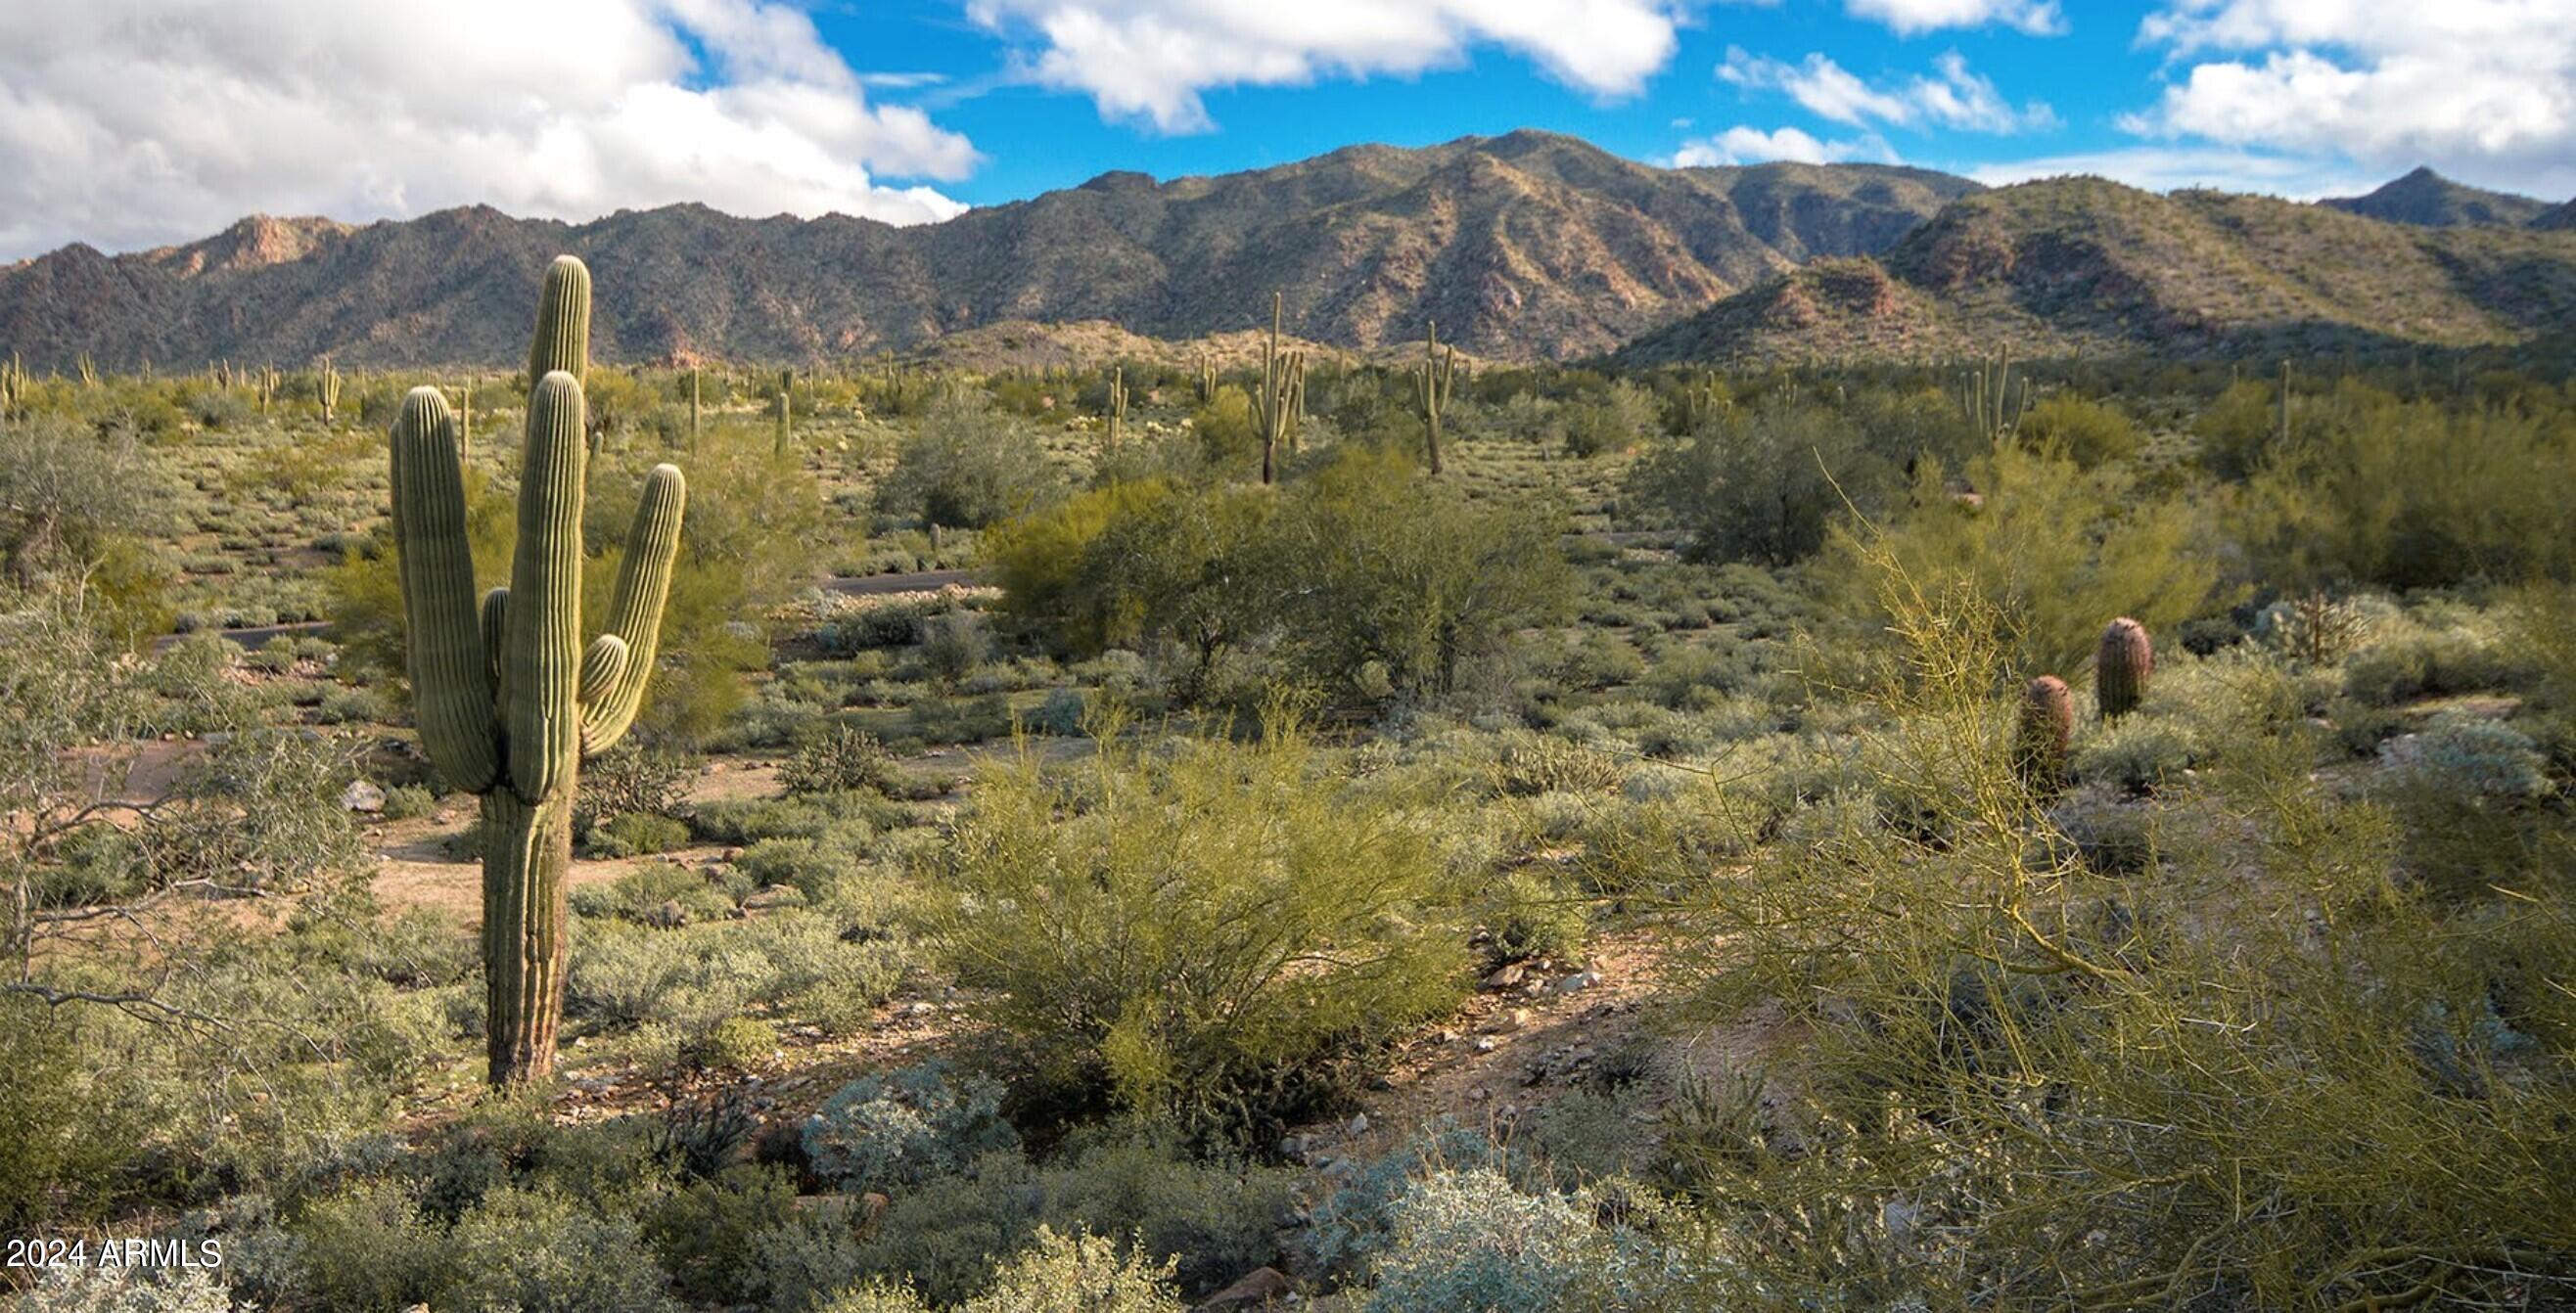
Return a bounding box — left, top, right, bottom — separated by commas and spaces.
1719, 48, 2054, 133
1673, 125, 1901, 167
0, 0, 981, 260
964, 0, 1684, 132
1844, 0, 2065, 37
2125, 0, 2576, 199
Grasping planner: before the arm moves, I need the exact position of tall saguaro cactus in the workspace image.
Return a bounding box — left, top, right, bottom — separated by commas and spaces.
1413, 321, 1456, 475
390, 254, 686, 1086
1104, 365, 1127, 459
1256, 292, 1306, 486
774, 368, 794, 455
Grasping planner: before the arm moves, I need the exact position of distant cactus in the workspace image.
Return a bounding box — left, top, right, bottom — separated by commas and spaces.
1413, 321, 1456, 475
774, 367, 793, 455
457, 377, 473, 452
2277, 359, 2292, 445
1194, 353, 1218, 405
255, 365, 280, 415
1104, 365, 1127, 458
318, 357, 343, 426
2015, 675, 2073, 791
1255, 293, 1306, 485
687, 367, 702, 450
2095, 617, 2152, 719
389, 254, 686, 1086
1963, 346, 2027, 437
0, 353, 23, 420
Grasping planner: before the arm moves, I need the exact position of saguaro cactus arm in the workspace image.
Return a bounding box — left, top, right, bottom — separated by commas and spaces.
390, 387, 499, 792
578, 463, 686, 755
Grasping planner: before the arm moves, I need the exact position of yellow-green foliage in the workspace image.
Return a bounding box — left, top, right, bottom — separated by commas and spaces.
2015, 392, 2144, 468
1188, 385, 1258, 473
1677, 535, 2576, 1308
929, 723, 1468, 1115
2239, 380, 2576, 590
1824, 442, 2217, 681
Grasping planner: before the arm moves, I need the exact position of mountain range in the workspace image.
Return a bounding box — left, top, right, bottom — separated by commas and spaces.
2, 132, 2570, 371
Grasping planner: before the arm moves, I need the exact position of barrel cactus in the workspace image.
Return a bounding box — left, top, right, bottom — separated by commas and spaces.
390, 254, 685, 1085
2015, 675, 2073, 791
2095, 617, 2153, 720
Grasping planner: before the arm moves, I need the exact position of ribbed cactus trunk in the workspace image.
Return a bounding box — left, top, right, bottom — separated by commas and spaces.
481, 789, 573, 1077
391, 255, 685, 1087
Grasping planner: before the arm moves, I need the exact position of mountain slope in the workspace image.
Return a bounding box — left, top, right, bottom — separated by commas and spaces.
1615, 175, 2576, 366
0, 131, 1978, 369
2533, 199, 2576, 232
2321, 167, 2551, 229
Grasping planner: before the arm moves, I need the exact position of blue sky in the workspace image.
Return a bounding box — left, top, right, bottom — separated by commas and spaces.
2, 0, 2569, 259
822, 0, 2570, 207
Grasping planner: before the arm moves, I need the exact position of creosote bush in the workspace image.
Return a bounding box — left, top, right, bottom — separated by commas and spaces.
929, 721, 1468, 1132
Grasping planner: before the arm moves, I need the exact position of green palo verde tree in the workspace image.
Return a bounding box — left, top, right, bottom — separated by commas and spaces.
390, 254, 686, 1085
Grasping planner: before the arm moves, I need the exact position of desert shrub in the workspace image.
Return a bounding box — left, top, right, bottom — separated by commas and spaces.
956, 1227, 1185, 1313
782, 726, 895, 796
642, 1162, 798, 1305
437, 1186, 683, 1313
1558, 380, 1658, 457
14, 1267, 234, 1313
2339, 616, 2516, 706
920, 609, 990, 687
1189, 385, 1260, 473
2378, 713, 2551, 801
1268, 448, 1573, 699
802, 1060, 1020, 1194
572, 861, 735, 925
379, 783, 437, 820
2072, 713, 2202, 793
1480, 871, 1591, 965
1362, 1166, 1694, 1311
737, 836, 856, 899
931, 725, 1468, 1131
1630, 398, 1893, 566
2017, 393, 2144, 468
575, 747, 697, 836
1495, 731, 1623, 796
1820, 442, 2218, 681
569, 910, 903, 1038
681, 1016, 780, 1070
585, 810, 695, 859
2239, 385, 2576, 591
284, 1177, 447, 1311
876, 393, 1064, 529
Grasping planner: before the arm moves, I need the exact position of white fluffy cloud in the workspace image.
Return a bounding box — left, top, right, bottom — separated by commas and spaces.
1843, 0, 2064, 36
1720, 48, 2053, 133
1673, 125, 1901, 167
0, 0, 980, 260
2126, 0, 2576, 199
965, 0, 1683, 132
